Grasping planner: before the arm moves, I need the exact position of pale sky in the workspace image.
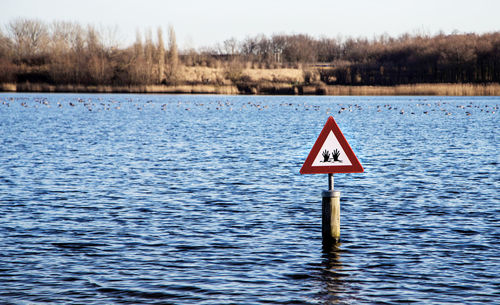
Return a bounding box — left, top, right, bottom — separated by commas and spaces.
1, 0, 499, 49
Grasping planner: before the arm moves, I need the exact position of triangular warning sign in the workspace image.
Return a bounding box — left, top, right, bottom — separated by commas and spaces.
300, 116, 363, 174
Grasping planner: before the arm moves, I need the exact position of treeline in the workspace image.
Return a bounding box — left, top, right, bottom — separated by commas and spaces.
0, 19, 180, 86
0, 18, 499, 89
213, 32, 500, 85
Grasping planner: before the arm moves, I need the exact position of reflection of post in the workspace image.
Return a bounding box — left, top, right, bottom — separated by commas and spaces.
322, 187, 340, 246
319, 245, 344, 302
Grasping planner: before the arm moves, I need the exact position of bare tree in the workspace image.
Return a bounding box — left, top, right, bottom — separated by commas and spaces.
166, 25, 179, 84
144, 28, 154, 84
0, 28, 15, 82
223, 37, 239, 57
7, 18, 49, 61
130, 29, 147, 85
0, 28, 12, 58
156, 27, 165, 84
100, 24, 120, 51
49, 21, 85, 83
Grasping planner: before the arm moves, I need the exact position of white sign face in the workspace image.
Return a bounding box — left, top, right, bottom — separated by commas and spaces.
311, 131, 352, 167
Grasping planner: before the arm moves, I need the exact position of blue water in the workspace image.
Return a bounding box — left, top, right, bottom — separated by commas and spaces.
0, 93, 498, 304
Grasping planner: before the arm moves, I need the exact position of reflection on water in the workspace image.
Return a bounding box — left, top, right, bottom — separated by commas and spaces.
0, 93, 498, 304
319, 244, 347, 304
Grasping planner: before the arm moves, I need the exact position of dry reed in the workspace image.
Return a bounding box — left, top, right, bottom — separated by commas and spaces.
325, 84, 500, 96
2, 81, 499, 96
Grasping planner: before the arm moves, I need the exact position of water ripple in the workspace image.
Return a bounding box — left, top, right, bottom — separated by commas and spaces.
0, 94, 498, 304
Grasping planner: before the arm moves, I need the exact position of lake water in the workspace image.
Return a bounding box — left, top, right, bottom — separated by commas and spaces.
0, 93, 498, 304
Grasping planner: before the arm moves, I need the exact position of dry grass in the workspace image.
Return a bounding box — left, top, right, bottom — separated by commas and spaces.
178, 66, 304, 85
2, 79, 499, 96
3, 83, 239, 94
178, 66, 230, 85
0, 83, 16, 91
145, 84, 238, 94
325, 83, 500, 96
241, 68, 304, 83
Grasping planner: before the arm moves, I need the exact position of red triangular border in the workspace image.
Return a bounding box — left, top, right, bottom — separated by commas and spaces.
300, 116, 364, 174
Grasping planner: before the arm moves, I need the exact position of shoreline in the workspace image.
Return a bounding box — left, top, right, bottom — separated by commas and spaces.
1, 82, 499, 96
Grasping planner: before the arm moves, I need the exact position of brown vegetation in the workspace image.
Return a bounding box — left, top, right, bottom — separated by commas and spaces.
0, 18, 499, 95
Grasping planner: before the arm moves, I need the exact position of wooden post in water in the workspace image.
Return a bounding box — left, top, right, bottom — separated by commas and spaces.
322, 173, 340, 245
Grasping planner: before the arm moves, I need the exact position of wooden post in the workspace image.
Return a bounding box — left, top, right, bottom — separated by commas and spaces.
322, 189, 340, 246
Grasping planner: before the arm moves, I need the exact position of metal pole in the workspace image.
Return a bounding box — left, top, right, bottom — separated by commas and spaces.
323, 173, 340, 246
328, 173, 334, 191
